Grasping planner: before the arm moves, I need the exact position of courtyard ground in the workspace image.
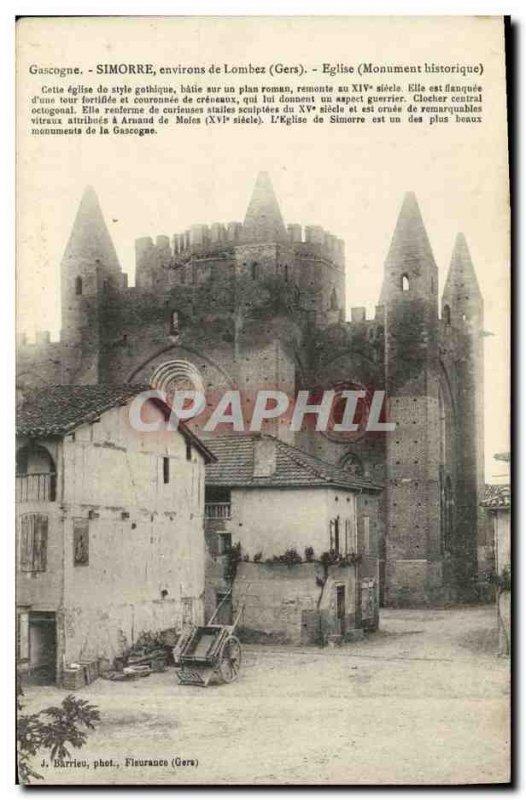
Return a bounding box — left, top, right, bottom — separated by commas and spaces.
20, 604, 510, 786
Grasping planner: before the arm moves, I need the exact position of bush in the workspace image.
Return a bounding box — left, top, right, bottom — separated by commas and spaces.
253, 552, 263, 563
320, 549, 340, 567
281, 548, 303, 567
304, 546, 315, 562
225, 541, 242, 582
488, 564, 511, 593
17, 680, 100, 784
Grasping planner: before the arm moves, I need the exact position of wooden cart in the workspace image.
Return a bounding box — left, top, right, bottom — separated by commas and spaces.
174, 590, 245, 686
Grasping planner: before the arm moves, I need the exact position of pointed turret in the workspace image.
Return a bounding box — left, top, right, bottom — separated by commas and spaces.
440, 234, 484, 596
382, 193, 442, 606
241, 172, 287, 243
380, 192, 438, 304
441, 233, 482, 325
60, 187, 122, 385
61, 186, 122, 276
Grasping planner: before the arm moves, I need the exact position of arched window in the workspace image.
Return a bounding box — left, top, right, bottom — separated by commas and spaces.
339, 451, 364, 478
443, 304, 451, 325
16, 445, 56, 502
169, 310, 179, 336
401, 274, 410, 292
251, 262, 259, 280
75, 276, 83, 296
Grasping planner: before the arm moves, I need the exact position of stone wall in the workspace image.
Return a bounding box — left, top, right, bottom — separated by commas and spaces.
232, 561, 372, 645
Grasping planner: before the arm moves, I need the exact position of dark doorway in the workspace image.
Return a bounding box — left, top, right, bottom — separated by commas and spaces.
336, 585, 346, 636
28, 612, 57, 685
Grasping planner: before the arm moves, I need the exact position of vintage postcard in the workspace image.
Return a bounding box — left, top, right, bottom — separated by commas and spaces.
15, 15, 510, 785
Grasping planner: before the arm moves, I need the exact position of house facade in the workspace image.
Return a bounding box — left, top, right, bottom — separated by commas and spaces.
204, 434, 382, 644
481, 453, 511, 655
16, 385, 214, 684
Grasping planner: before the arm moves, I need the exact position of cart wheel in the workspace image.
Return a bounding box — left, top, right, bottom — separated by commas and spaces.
218, 635, 242, 683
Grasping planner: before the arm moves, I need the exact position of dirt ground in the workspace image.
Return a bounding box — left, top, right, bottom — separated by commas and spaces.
20, 604, 510, 786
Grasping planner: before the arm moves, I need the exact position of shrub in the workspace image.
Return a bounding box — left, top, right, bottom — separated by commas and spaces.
281, 548, 303, 567
253, 552, 263, 563
304, 546, 315, 562
225, 541, 242, 582
488, 564, 511, 593
17, 680, 100, 784
320, 549, 340, 567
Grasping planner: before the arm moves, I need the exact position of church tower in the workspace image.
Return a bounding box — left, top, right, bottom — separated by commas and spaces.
60, 187, 123, 384
441, 233, 484, 593
381, 193, 443, 605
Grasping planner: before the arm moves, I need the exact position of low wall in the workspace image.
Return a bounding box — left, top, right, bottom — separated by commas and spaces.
232, 561, 371, 645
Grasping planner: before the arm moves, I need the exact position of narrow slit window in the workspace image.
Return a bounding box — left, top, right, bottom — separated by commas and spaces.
363, 516, 370, 555
75, 276, 83, 295
401, 274, 410, 292
170, 310, 179, 335
163, 457, 170, 484
73, 519, 89, 566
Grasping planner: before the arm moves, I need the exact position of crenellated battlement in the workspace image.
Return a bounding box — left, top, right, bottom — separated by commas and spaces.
135, 220, 345, 287
18, 331, 60, 361
18, 330, 61, 349
348, 305, 385, 324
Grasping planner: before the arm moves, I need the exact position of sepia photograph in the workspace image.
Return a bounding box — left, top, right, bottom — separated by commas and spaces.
14, 14, 510, 786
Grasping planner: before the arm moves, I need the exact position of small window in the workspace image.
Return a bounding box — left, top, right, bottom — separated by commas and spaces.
329, 287, 338, 310
186, 442, 192, 462
73, 519, 89, 566
20, 514, 48, 572
163, 457, 170, 484
251, 262, 259, 280
170, 310, 179, 335
363, 516, 370, 555
330, 516, 341, 554
17, 611, 29, 661
75, 276, 83, 295
218, 532, 232, 555
443, 304, 451, 325
401, 274, 410, 292
284, 264, 289, 283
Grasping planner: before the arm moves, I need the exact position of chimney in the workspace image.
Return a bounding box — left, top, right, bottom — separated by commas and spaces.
253, 436, 277, 478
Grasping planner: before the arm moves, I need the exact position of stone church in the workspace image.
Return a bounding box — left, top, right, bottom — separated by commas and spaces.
17, 172, 489, 606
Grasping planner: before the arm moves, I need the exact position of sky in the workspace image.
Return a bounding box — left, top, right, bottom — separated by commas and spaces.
16, 16, 510, 479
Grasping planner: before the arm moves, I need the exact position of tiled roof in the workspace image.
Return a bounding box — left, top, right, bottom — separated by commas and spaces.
481, 484, 511, 510
16, 384, 215, 462
204, 434, 383, 492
